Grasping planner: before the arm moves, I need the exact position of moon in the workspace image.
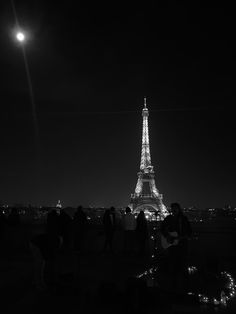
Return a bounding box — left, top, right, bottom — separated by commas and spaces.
16, 32, 25, 42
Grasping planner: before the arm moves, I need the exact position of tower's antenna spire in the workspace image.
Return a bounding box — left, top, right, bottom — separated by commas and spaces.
144, 96, 147, 109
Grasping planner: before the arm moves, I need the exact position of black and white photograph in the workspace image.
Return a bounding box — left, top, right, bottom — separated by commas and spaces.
0, 1, 235, 313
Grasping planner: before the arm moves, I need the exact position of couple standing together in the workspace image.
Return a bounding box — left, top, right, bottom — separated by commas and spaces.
103, 207, 148, 255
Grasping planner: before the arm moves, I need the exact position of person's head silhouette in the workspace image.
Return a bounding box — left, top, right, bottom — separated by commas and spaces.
138, 210, 145, 219
77, 205, 83, 212
110, 206, 115, 213
170, 203, 182, 216
125, 207, 131, 214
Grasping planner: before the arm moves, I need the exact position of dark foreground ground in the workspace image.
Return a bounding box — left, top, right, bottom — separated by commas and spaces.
1, 217, 236, 314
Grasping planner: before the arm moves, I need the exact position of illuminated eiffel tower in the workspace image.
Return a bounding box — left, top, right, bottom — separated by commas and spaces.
130, 98, 168, 220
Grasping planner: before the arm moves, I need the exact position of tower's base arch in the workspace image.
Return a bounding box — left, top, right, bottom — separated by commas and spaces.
129, 196, 168, 221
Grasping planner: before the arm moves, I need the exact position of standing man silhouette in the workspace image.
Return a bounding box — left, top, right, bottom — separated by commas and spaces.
103, 207, 116, 253
160, 203, 192, 292
122, 207, 137, 255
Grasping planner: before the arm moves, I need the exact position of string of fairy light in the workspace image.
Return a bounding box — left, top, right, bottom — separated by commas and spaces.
136, 225, 236, 307
186, 266, 236, 306
151, 225, 158, 260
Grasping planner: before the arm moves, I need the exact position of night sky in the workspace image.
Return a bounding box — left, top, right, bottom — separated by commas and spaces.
0, 1, 234, 208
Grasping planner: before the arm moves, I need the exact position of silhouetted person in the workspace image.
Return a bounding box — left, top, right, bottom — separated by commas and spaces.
8, 207, 20, 227
0, 209, 7, 246
59, 208, 72, 250
73, 206, 88, 252
46, 209, 60, 235
103, 207, 116, 253
136, 211, 149, 256
30, 233, 48, 290
30, 209, 61, 289
122, 207, 136, 255
160, 202, 192, 292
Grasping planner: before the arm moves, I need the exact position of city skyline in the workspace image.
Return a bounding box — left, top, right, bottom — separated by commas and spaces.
0, 1, 234, 208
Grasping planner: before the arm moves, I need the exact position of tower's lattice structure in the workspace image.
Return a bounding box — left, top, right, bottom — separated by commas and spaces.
130, 98, 168, 220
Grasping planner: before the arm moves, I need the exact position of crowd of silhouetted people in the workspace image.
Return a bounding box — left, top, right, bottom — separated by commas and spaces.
2, 202, 233, 313
28, 206, 151, 290
0, 203, 193, 296
0, 205, 152, 289
29, 206, 89, 289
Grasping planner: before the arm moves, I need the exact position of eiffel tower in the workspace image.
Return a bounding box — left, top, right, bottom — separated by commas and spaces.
130, 98, 168, 220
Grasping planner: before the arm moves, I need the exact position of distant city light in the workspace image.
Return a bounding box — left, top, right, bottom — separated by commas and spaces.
56, 200, 62, 208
